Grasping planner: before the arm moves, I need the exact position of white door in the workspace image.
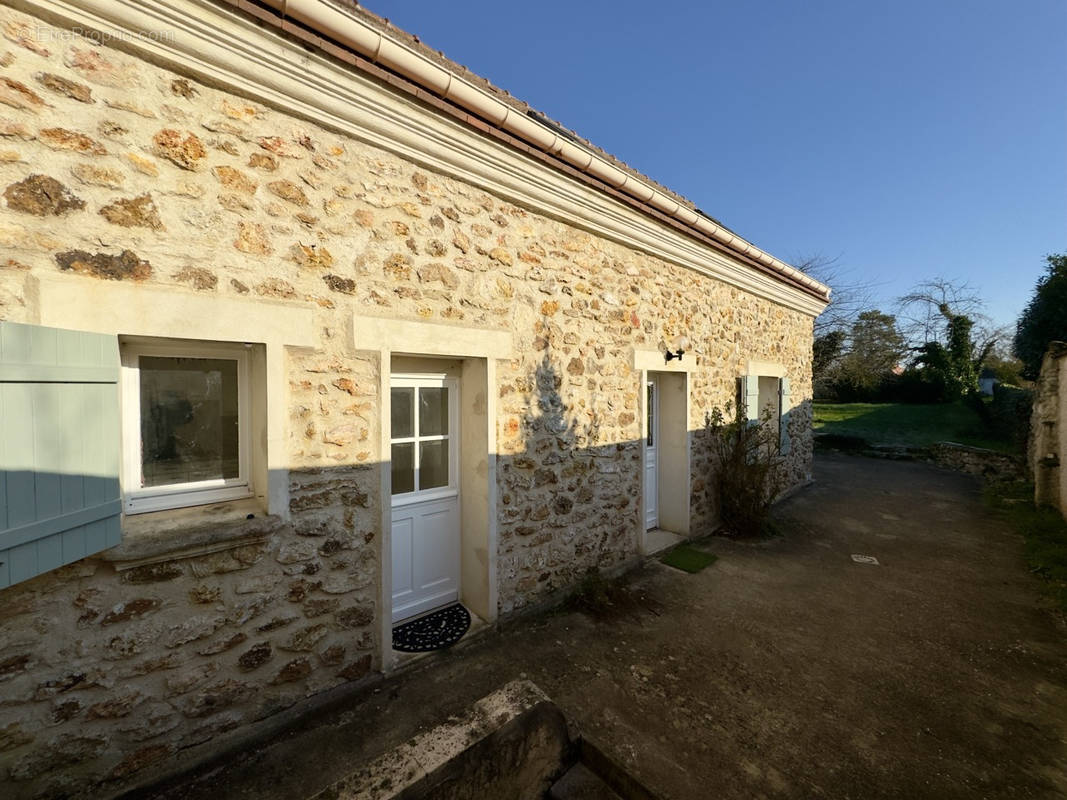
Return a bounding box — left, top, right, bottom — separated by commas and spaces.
644, 379, 659, 530
390, 375, 460, 623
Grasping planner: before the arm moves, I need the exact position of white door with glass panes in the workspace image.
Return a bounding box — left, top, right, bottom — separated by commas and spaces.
644, 379, 659, 530
390, 375, 460, 623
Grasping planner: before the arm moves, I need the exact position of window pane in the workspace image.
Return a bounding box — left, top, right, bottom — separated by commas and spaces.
391, 442, 414, 494
646, 383, 654, 447
139, 357, 240, 487
419, 439, 449, 490
419, 387, 448, 436
391, 388, 414, 438
758, 376, 780, 420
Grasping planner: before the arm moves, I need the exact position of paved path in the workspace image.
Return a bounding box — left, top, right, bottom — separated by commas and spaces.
135, 454, 1067, 799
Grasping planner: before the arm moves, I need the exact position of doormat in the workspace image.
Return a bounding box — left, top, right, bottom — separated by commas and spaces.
660, 544, 718, 573
392, 603, 471, 652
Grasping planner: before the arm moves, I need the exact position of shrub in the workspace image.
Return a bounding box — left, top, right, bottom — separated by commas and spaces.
989, 384, 1032, 451
705, 402, 784, 537
824, 368, 948, 404
882, 368, 947, 404
567, 567, 612, 613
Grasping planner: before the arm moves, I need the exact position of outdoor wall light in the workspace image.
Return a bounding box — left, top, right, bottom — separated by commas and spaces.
664, 334, 691, 362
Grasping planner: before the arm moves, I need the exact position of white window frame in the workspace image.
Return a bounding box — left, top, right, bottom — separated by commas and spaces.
389, 373, 459, 508
757, 375, 783, 445
120, 339, 252, 514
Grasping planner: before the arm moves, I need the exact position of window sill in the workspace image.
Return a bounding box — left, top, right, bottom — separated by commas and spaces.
124, 484, 253, 516
102, 498, 284, 569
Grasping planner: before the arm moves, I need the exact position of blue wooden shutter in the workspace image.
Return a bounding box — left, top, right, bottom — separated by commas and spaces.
0, 322, 121, 589
779, 377, 792, 455
739, 376, 760, 425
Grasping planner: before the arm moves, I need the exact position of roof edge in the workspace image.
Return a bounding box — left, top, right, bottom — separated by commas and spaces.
254, 0, 830, 303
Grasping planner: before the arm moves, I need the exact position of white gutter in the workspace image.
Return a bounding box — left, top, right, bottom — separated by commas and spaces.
264, 0, 830, 300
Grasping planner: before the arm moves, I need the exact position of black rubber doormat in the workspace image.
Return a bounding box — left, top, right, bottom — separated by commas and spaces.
392, 603, 471, 652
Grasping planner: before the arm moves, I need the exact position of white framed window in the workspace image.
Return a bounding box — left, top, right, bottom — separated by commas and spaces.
758, 375, 782, 444
120, 339, 253, 514
741, 367, 792, 456
389, 374, 459, 506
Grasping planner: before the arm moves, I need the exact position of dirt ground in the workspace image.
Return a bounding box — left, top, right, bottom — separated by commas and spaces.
132, 454, 1067, 800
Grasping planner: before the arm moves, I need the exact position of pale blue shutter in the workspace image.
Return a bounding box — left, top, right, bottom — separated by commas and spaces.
779, 377, 791, 455
0, 322, 121, 589
739, 376, 760, 424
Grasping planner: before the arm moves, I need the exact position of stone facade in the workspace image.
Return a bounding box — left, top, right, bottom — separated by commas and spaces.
0, 5, 818, 796
1031, 342, 1067, 518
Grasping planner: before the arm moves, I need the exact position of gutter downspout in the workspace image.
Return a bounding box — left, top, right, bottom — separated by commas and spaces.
264, 0, 830, 301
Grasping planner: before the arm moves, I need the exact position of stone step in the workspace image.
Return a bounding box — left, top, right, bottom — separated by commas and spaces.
548, 761, 624, 800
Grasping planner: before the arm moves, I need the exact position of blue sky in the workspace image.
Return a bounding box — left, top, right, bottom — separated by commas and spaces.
365, 0, 1066, 330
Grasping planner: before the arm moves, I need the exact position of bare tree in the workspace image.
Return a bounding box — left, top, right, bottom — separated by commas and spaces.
896, 277, 986, 349
897, 277, 999, 400
795, 253, 881, 337
972, 318, 1011, 367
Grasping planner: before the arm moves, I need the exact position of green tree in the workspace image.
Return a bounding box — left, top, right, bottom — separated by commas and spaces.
982, 346, 1024, 386
835, 310, 905, 396
914, 307, 991, 400
813, 330, 845, 382
898, 278, 998, 402
1014, 254, 1067, 380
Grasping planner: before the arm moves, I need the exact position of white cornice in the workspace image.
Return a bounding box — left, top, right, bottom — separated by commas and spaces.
19, 0, 829, 318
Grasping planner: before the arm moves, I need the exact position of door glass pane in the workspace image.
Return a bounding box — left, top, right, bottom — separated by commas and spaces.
646, 383, 654, 447
419, 439, 449, 490
419, 387, 448, 436
391, 387, 414, 438
139, 357, 240, 487
391, 442, 414, 494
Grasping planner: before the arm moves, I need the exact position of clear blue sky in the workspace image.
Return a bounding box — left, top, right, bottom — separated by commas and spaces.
365, 0, 1066, 329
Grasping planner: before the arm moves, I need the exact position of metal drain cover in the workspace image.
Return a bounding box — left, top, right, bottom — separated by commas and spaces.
851, 554, 880, 565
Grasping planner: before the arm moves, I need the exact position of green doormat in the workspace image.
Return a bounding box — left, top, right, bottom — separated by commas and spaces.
660, 545, 718, 573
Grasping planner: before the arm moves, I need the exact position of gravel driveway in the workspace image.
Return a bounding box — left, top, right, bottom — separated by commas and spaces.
135, 453, 1067, 800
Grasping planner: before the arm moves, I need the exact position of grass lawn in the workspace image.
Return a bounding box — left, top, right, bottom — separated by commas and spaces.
813, 401, 1017, 452
987, 482, 1067, 614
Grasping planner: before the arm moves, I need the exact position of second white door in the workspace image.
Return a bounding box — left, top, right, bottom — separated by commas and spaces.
390, 375, 460, 623
644, 378, 659, 530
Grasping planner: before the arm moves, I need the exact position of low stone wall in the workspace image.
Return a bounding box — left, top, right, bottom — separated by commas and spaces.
928, 442, 1026, 485
814, 435, 1026, 484
1031, 342, 1067, 518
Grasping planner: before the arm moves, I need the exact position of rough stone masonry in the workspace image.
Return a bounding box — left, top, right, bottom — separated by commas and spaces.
0, 5, 816, 797
1031, 342, 1067, 517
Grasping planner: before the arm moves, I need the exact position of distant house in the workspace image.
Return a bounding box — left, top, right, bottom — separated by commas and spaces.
979, 367, 998, 396
0, 0, 829, 794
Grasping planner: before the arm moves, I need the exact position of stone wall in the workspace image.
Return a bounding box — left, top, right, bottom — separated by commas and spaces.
1031, 342, 1067, 518
494, 284, 814, 614
0, 5, 816, 796
928, 442, 1025, 485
